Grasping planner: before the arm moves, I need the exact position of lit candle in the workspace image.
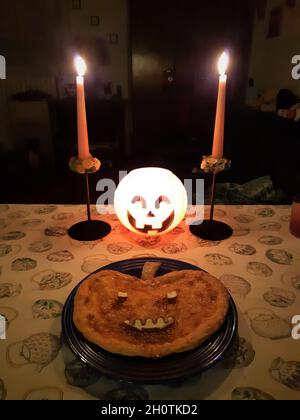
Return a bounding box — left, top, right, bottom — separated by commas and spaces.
75, 56, 90, 161
212, 52, 229, 159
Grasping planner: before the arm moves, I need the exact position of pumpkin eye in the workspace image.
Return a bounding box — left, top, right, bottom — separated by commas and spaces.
167, 291, 177, 301
155, 196, 170, 209
118, 292, 128, 300
131, 196, 146, 209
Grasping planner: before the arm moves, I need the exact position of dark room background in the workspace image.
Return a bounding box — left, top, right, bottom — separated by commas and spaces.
0, 0, 299, 203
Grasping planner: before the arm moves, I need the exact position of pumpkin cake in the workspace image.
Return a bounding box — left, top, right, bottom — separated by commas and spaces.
73, 265, 230, 358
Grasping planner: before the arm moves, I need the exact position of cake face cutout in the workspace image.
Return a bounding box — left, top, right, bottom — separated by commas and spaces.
73, 268, 229, 358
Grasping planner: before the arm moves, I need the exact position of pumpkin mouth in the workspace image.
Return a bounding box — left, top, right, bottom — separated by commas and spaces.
124, 317, 174, 332
127, 210, 175, 235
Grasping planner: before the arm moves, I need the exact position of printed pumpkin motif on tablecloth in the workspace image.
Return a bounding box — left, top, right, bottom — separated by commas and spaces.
44, 226, 68, 237
270, 358, 300, 391
232, 228, 250, 237
107, 243, 133, 255
32, 270, 73, 291
0, 306, 18, 330
52, 212, 74, 221
47, 250, 74, 262
28, 240, 53, 253
0, 283, 22, 298
64, 359, 101, 388
205, 254, 233, 266
81, 255, 112, 273
162, 243, 188, 254
229, 243, 256, 256
0, 378, 7, 400
11, 258, 37, 271
265, 249, 293, 265
23, 386, 63, 401
0, 244, 21, 258
281, 272, 300, 290
0, 231, 26, 241
260, 222, 282, 232
18, 219, 45, 229
102, 384, 149, 401
247, 262, 273, 277
254, 208, 276, 218
135, 236, 161, 249
0, 219, 8, 230
33, 205, 57, 215
32, 300, 63, 319
263, 288, 296, 308
245, 308, 291, 339
7, 333, 61, 372
223, 337, 255, 369
234, 215, 255, 224
258, 235, 283, 246
231, 387, 275, 400
8, 210, 30, 219
219, 274, 251, 299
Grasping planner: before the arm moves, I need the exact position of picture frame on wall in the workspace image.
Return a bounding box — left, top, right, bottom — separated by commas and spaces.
286, 0, 296, 8
109, 33, 119, 45
72, 0, 81, 10
255, 0, 267, 20
90, 16, 100, 26
268, 5, 283, 38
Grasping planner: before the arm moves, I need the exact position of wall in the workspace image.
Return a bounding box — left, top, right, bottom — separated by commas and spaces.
0, 0, 70, 78
249, 0, 300, 100
0, 0, 129, 94
0, 0, 71, 150
69, 0, 129, 98
0, 0, 129, 151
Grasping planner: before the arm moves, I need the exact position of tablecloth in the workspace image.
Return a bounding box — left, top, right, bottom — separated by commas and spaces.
0, 204, 299, 400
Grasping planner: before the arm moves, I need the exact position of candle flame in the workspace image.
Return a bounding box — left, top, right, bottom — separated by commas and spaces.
218, 52, 229, 76
75, 56, 87, 77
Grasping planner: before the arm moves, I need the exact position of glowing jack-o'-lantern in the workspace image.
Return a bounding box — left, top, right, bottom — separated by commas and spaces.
114, 168, 188, 236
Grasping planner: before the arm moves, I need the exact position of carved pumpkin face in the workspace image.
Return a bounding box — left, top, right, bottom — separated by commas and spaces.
73, 267, 230, 358
114, 168, 188, 236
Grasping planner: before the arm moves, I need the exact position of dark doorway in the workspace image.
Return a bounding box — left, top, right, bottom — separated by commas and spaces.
129, 0, 255, 159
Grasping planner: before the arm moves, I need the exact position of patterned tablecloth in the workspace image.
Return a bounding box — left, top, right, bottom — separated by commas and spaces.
0, 204, 299, 401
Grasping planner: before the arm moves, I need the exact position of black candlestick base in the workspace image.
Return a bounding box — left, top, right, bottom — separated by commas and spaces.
68, 220, 111, 241
190, 220, 233, 241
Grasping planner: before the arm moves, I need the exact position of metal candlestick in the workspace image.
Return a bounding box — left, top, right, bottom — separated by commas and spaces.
68, 173, 111, 241
190, 171, 233, 241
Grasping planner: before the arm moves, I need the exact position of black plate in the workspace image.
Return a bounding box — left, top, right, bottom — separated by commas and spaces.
62, 258, 238, 383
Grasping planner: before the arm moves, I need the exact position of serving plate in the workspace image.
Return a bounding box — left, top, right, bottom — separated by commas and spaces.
62, 258, 238, 383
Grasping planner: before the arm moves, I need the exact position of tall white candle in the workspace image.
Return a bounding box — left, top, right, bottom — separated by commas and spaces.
212, 52, 229, 159
75, 56, 90, 161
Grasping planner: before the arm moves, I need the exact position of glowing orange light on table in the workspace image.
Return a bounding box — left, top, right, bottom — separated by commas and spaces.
212, 52, 229, 159
114, 168, 188, 236
290, 199, 300, 238
75, 56, 90, 161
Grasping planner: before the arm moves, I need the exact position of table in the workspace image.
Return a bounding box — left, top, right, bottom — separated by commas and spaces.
0, 204, 299, 400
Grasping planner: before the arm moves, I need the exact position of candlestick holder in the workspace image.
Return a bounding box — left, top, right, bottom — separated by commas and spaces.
68, 156, 111, 241
190, 155, 233, 241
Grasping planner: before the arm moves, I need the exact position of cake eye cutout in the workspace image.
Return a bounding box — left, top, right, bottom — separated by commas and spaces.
118, 292, 128, 300
167, 291, 177, 301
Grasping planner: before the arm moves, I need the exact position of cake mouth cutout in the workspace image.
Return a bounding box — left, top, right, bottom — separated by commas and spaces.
124, 317, 174, 332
